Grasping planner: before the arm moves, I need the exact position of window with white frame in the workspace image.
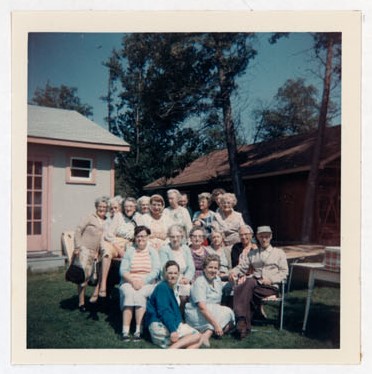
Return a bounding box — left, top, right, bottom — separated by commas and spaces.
66, 156, 96, 184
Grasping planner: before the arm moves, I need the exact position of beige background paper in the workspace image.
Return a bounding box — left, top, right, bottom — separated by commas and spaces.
9, 7, 362, 368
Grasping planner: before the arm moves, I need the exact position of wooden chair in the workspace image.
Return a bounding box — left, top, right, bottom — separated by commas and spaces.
61, 231, 122, 295
61, 231, 75, 265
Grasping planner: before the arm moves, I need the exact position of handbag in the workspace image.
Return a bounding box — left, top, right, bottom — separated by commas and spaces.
65, 255, 85, 284
87, 259, 99, 287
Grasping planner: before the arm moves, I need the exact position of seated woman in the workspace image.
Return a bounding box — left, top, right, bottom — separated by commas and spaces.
164, 189, 193, 238
142, 194, 172, 250
90, 195, 125, 302
211, 193, 245, 248
159, 224, 195, 315
192, 192, 216, 242
119, 226, 160, 341
230, 224, 257, 269
209, 230, 231, 280
189, 226, 212, 280
145, 261, 202, 349
159, 224, 195, 297
185, 254, 235, 348
73, 196, 109, 312
137, 195, 151, 215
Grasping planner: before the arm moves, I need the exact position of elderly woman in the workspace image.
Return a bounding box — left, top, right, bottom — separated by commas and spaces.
209, 230, 231, 280
211, 193, 245, 247
142, 194, 172, 251
145, 261, 202, 349
90, 195, 126, 302
185, 254, 235, 347
137, 195, 151, 215
159, 225, 195, 315
230, 225, 258, 268
119, 225, 160, 341
159, 225, 195, 295
192, 192, 216, 240
73, 196, 109, 312
164, 189, 193, 238
189, 226, 212, 280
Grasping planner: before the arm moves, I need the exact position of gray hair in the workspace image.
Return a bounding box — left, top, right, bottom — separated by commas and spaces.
220, 192, 238, 207
167, 189, 182, 200
94, 195, 109, 208
167, 224, 185, 238
109, 195, 123, 207
239, 225, 254, 234
189, 225, 207, 238
124, 197, 137, 205
137, 195, 150, 205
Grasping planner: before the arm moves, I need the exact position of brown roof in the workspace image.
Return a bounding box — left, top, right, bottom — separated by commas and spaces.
144, 125, 341, 190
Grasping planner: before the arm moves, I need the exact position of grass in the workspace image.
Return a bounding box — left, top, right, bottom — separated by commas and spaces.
27, 268, 340, 349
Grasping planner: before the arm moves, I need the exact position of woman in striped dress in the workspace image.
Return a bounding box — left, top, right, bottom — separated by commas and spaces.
119, 226, 160, 341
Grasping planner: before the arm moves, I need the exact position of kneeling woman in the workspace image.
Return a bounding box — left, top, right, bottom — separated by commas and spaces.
185, 254, 235, 347
119, 226, 160, 341
145, 261, 202, 349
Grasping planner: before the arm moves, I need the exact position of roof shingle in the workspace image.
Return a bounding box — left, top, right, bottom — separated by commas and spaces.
28, 105, 129, 147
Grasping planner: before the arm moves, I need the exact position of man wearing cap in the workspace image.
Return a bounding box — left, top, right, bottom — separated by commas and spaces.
228, 225, 288, 339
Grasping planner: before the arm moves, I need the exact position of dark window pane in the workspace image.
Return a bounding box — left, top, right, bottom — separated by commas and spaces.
27, 207, 32, 220
27, 161, 33, 174
34, 162, 42, 175
34, 192, 42, 205
33, 222, 41, 235
71, 169, 90, 178
27, 222, 32, 235
27, 176, 32, 189
27, 192, 32, 205
34, 206, 42, 220
34, 177, 42, 190
71, 158, 91, 169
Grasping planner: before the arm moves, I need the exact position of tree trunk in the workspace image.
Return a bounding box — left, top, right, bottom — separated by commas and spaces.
218, 62, 252, 225
301, 36, 334, 243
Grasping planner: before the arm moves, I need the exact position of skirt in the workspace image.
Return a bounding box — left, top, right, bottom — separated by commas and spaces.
149, 322, 199, 348
119, 283, 155, 310
185, 302, 235, 332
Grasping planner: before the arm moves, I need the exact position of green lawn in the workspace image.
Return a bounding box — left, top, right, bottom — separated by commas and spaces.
27, 269, 340, 349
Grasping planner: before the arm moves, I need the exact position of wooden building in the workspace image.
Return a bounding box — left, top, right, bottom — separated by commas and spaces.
27, 105, 130, 271
144, 126, 341, 246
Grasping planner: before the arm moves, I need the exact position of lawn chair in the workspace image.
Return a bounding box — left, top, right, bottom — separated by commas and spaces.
256, 279, 286, 331
61, 231, 75, 265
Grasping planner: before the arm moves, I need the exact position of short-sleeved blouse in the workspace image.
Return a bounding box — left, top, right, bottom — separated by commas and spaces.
189, 274, 223, 306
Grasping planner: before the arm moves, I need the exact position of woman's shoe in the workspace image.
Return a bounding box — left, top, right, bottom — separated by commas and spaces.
89, 293, 99, 303
79, 304, 87, 313
132, 332, 142, 342
121, 333, 131, 341
98, 289, 107, 298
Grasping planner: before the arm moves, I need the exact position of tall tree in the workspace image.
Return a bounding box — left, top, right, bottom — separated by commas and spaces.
31, 82, 93, 118
301, 32, 341, 243
200, 33, 257, 224
103, 33, 223, 196
253, 78, 320, 142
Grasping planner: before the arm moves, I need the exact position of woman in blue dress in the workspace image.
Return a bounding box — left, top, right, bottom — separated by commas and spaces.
185, 254, 235, 347
145, 260, 202, 349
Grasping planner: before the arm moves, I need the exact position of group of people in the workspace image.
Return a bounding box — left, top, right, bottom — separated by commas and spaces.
71, 188, 288, 349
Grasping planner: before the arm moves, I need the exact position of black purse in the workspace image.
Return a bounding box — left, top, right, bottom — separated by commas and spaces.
87, 259, 99, 287
65, 256, 85, 285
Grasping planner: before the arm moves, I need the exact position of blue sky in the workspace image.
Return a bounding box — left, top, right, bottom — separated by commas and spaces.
28, 32, 340, 143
